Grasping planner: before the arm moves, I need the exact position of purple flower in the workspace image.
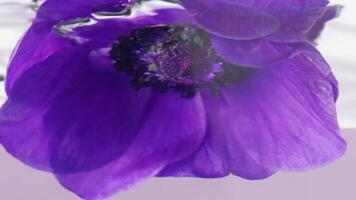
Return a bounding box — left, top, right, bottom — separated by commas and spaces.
0, 0, 346, 199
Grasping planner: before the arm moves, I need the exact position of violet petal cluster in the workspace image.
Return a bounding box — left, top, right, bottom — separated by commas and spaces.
0, 0, 346, 199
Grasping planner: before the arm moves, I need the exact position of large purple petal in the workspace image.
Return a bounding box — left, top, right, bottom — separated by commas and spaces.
2, 44, 124, 167
179, 0, 331, 41
0, 44, 206, 199
44, 67, 153, 174
159, 49, 346, 178
219, 51, 345, 170
6, 0, 131, 93
0, 45, 92, 170
263, 0, 330, 42
178, 0, 280, 39
306, 5, 342, 41
211, 35, 313, 67
54, 91, 206, 199
0, 101, 50, 170
6, 29, 72, 93
158, 91, 275, 179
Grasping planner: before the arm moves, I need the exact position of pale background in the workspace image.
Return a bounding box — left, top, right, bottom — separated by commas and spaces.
0, 0, 355, 199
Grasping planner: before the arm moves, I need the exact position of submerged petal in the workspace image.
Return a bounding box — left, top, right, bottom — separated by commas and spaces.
159, 91, 275, 179
159, 49, 346, 177
179, 0, 332, 42
54, 91, 206, 199
6, 0, 131, 92
44, 69, 153, 174
6, 29, 72, 93
306, 5, 342, 41
210, 35, 313, 67
0, 45, 92, 170
263, 0, 330, 42
0, 44, 206, 198
219, 51, 345, 170
178, 0, 280, 39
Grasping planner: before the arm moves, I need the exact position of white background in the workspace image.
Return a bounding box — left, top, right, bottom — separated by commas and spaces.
0, 0, 355, 199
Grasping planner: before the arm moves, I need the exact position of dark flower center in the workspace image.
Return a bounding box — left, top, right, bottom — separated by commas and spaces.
111, 25, 240, 97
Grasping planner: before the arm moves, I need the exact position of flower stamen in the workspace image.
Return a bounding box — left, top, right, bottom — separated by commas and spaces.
111, 25, 235, 97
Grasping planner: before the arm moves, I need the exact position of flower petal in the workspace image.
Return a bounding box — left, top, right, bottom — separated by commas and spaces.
264, 0, 329, 42
6, 29, 72, 93
211, 35, 312, 67
6, 0, 132, 93
44, 70, 153, 174
179, 0, 331, 41
0, 45, 92, 170
306, 5, 342, 41
1, 43, 149, 171
178, 0, 280, 39
159, 49, 346, 178
219, 51, 345, 170
158, 92, 275, 179
54, 91, 206, 199
1, 44, 206, 199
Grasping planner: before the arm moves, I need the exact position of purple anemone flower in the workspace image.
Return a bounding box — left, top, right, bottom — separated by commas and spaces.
0, 0, 347, 199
